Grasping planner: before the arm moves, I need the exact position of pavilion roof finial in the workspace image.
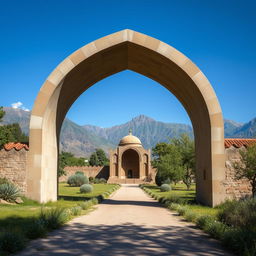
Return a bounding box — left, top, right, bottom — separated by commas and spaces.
129, 129, 132, 135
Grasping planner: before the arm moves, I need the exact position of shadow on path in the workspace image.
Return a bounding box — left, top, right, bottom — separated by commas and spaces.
101, 199, 162, 207
19, 223, 231, 256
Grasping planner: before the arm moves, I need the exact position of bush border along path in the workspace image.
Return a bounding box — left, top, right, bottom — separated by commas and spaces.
0, 184, 120, 255
140, 184, 255, 256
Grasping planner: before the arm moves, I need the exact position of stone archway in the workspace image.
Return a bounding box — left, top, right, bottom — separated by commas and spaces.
121, 149, 140, 178
27, 29, 225, 206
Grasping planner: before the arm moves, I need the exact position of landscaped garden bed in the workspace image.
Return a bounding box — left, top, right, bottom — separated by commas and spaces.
141, 183, 256, 256
0, 182, 120, 255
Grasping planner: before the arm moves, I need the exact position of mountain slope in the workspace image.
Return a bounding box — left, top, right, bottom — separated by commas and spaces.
60, 119, 114, 157
2, 107, 256, 157
2, 108, 114, 157
84, 115, 193, 149
231, 117, 256, 138
224, 119, 243, 137
2, 107, 30, 134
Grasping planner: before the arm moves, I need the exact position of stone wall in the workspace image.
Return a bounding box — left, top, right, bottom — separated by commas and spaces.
0, 147, 28, 193
223, 146, 252, 199
59, 166, 109, 182
0, 142, 253, 200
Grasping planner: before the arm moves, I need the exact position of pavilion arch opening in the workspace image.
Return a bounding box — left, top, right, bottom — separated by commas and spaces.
121, 149, 140, 179
27, 29, 225, 206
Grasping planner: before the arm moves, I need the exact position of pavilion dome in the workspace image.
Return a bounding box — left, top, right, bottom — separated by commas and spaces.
119, 130, 142, 147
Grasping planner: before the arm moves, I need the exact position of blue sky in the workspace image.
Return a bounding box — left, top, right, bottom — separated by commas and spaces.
0, 0, 255, 127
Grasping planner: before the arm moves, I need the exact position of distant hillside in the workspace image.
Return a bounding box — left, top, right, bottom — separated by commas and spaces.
2, 107, 30, 134
2, 107, 256, 157
224, 119, 243, 137
60, 119, 114, 157
2, 107, 114, 157
231, 117, 256, 138
84, 115, 193, 149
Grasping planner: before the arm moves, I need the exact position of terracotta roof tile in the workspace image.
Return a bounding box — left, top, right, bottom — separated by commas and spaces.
3, 142, 29, 151
2, 139, 256, 151
224, 138, 256, 149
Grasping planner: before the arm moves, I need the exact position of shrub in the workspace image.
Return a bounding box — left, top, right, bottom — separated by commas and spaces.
94, 178, 100, 184
184, 210, 197, 222
67, 174, 89, 187
165, 194, 187, 205
218, 198, 256, 231
160, 184, 171, 192
26, 219, 47, 239
196, 215, 214, 229
222, 228, 256, 255
80, 184, 93, 193
0, 231, 26, 254
89, 176, 94, 183
70, 206, 82, 216
0, 177, 10, 185
176, 205, 188, 216
163, 178, 171, 184
75, 171, 84, 176
0, 183, 20, 202
99, 178, 107, 184
204, 220, 227, 239
91, 198, 98, 204
168, 203, 180, 211
39, 207, 68, 230
79, 201, 93, 210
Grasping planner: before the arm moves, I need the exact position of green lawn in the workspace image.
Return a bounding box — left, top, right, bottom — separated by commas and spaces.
0, 183, 118, 231
142, 183, 218, 217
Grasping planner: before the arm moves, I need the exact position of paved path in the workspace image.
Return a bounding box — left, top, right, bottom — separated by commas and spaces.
19, 185, 232, 256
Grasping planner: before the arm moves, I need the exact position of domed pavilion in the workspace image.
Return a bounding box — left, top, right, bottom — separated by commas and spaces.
108, 130, 154, 183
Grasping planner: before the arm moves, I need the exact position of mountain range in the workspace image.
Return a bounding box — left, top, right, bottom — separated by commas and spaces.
1, 107, 256, 157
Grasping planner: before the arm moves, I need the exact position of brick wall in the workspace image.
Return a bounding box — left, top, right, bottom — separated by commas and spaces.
223, 146, 252, 199
59, 166, 109, 182
0, 147, 28, 193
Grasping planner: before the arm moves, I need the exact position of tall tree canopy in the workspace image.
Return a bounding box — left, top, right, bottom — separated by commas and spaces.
89, 149, 109, 166
0, 107, 28, 147
58, 151, 88, 177
152, 134, 195, 189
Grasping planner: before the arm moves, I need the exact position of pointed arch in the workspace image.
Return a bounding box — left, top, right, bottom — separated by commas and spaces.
27, 29, 225, 206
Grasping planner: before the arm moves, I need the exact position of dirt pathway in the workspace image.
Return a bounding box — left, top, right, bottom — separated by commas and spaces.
18, 184, 232, 256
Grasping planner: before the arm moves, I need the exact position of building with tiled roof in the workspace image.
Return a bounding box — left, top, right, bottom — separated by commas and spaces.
3, 142, 29, 151
2, 139, 256, 152
224, 138, 256, 149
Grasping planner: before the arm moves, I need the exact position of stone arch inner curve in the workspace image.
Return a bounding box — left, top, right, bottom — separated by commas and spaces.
27, 29, 225, 206
121, 149, 140, 179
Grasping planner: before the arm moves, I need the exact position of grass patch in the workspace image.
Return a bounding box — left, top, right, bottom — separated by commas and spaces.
0, 183, 120, 255
141, 184, 256, 256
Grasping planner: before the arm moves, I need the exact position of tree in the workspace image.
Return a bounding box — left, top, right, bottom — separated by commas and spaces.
156, 149, 183, 185
152, 142, 183, 185
95, 148, 109, 166
89, 149, 109, 166
152, 134, 195, 188
233, 144, 256, 197
89, 152, 98, 166
0, 107, 28, 147
172, 134, 195, 190
6, 123, 28, 142
152, 142, 171, 168
58, 151, 89, 177
0, 126, 14, 146
0, 107, 5, 122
